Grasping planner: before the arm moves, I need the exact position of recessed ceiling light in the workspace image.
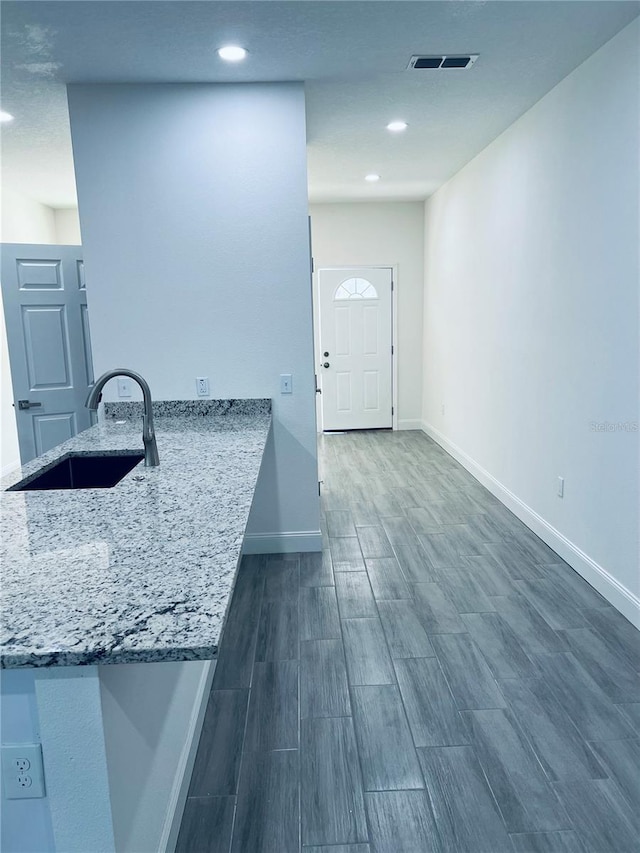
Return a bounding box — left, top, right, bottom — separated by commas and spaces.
0, 111, 15, 123
387, 121, 408, 132
365, 174, 381, 182
217, 45, 247, 62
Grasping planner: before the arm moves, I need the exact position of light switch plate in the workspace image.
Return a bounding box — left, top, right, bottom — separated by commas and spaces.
280, 374, 293, 394
117, 378, 132, 398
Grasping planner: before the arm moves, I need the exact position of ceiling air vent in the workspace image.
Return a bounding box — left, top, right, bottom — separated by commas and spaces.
408, 55, 479, 70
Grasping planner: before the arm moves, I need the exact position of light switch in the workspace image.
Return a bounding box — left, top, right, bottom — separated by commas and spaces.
280, 374, 293, 394
117, 378, 132, 398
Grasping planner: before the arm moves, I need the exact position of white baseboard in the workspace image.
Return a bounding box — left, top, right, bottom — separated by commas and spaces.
242, 530, 323, 555
421, 420, 640, 629
161, 660, 216, 853
398, 419, 423, 431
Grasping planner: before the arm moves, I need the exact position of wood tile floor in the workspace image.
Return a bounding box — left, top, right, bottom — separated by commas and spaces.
176, 430, 640, 853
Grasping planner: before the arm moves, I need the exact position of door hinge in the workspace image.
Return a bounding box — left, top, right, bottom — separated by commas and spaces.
318, 481, 322, 496
311, 257, 315, 273
391, 345, 394, 355
391, 279, 394, 291
392, 406, 394, 416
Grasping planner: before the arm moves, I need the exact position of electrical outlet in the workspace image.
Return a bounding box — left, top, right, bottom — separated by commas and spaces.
2, 744, 45, 799
117, 378, 132, 398
196, 377, 209, 397
557, 476, 565, 498
280, 374, 293, 394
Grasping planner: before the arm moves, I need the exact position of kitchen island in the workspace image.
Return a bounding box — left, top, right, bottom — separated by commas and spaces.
0, 400, 271, 852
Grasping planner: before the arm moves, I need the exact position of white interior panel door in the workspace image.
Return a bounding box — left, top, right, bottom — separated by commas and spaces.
318, 268, 392, 430
1, 244, 94, 464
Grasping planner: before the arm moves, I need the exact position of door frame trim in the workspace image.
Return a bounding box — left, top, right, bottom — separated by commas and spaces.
314, 265, 398, 432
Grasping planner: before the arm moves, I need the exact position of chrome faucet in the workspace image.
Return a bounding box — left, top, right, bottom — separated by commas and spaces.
86, 369, 160, 467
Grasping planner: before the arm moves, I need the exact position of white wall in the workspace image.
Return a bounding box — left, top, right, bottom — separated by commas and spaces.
0, 188, 57, 244
100, 660, 214, 853
53, 208, 82, 245
2, 660, 214, 853
0, 189, 80, 246
67, 82, 320, 551
0, 670, 55, 853
422, 19, 639, 623
310, 202, 424, 428
33, 668, 116, 852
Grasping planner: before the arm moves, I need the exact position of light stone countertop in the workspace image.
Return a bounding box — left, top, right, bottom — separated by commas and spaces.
0, 400, 271, 668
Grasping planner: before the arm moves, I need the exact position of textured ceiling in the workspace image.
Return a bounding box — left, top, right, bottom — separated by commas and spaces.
1, 1, 638, 207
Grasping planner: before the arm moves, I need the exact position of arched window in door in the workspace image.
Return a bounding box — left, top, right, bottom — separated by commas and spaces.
334, 277, 378, 300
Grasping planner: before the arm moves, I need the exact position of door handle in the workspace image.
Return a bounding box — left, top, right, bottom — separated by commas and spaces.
322, 362, 330, 368
18, 400, 42, 410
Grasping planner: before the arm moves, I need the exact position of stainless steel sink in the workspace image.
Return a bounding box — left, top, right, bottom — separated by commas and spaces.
7, 452, 145, 491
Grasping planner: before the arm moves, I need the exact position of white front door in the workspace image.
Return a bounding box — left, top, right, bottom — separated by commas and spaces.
318, 267, 393, 431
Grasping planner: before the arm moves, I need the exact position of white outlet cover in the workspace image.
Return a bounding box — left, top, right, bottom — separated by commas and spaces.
196, 377, 210, 396
1, 744, 46, 799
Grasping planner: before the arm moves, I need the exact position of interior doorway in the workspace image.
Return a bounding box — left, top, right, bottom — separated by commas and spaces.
317, 267, 394, 431
1, 243, 94, 464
